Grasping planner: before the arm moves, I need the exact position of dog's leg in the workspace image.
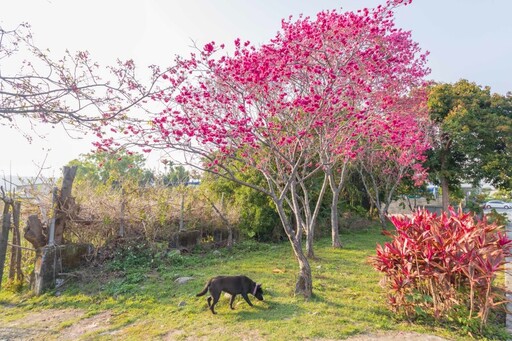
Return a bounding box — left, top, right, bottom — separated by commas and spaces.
207, 296, 212, 307
229, 294, 237, 309
241, 293, 253, 307
210, 292, 220, 314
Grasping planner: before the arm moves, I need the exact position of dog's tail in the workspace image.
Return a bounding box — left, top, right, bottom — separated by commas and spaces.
196, 279, 212, 296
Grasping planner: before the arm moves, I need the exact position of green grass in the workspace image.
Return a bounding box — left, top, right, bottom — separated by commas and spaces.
0, 228, 509, 340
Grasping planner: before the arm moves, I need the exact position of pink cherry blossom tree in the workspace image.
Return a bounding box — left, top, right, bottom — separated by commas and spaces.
97, 0, 429, 297
268, 1, 429, 248
356, 89, 431, 226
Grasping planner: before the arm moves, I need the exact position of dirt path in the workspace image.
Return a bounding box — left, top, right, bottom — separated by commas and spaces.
0, 306, 449, 340
0, 307, 115, 340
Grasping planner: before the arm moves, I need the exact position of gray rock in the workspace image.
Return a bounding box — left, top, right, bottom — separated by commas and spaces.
174, 276, 194, 284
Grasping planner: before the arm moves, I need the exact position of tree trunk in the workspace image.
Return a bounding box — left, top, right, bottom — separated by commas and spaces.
375, 191, 386, 228
291, 237, 312, 298
330, 190, 342, 248
378, 210, 387, 228
383, 197, 393, 226
305, 222, 315, 258
0, 213, 11, 290
54, 166, 77, 245
273, 198, 313, 298
327, 166, 346, 249
441, 176, 449, 212
372, 183, 386, 228
304, 173, 329, 258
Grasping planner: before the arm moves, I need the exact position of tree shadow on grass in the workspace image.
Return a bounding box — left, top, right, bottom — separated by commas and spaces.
309, 292, 345, 310
235, 300, 303, 322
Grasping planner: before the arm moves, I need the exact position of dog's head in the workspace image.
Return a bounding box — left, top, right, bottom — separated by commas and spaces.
253, 283, 264, 301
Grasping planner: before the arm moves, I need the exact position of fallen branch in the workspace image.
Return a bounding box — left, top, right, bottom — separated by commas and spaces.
8, 242, 36, 252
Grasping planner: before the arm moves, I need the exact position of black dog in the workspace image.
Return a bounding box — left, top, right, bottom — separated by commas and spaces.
196, 275, 263, 314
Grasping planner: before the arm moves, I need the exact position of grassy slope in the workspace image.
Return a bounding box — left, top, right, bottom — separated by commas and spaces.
0, 227, 508, 340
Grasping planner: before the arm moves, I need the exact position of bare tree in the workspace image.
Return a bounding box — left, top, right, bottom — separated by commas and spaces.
0, 23, 176, 134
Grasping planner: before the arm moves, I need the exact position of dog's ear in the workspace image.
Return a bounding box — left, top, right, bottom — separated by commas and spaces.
257, 283, 262, 288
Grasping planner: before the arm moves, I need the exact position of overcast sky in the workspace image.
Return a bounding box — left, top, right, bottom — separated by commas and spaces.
1, 0, 511, 177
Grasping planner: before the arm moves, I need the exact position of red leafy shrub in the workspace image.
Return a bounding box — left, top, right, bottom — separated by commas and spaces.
371, 207, 511, 326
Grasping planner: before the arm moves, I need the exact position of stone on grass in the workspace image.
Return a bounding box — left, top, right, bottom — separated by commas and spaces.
174, 277, 194, 284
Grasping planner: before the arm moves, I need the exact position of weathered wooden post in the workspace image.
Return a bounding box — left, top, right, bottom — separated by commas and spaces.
119, 187, 126, 237
8, 201, 23, 282
0, 213, 11, 289
54, 166, 77, 245
29, 165, 85, 295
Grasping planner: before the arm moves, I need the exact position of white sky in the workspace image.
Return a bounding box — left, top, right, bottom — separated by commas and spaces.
1, 0, 511, 177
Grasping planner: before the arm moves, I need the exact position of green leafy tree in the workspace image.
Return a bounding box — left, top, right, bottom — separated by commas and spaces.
482, 93, 512, 189
161, 162, 190, 187
68, 150, 154, 187
201, 167, 281, 241
427, 80, 512, 210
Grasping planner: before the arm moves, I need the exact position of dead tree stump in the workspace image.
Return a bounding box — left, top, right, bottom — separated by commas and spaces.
54, 166, 77, 245
24, 215, 47, 249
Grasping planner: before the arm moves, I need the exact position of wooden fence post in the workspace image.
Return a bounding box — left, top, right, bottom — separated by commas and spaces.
8, 201, 23, 282
0, 213, 11, 289
119, 187, 126, 237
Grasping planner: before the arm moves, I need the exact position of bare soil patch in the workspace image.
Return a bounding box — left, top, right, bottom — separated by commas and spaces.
57, 311, 114, 340
0, 307, 449, 341
0, 308, 83, 340
0, 307, 116, 341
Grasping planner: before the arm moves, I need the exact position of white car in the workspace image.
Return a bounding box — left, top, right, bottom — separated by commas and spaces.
483, 200, 511, 209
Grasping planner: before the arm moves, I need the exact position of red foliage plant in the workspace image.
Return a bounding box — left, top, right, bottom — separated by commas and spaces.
371, 207, 511, 326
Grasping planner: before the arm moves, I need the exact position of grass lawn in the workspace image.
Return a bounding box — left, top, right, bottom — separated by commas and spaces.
0, 227, 509, 340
